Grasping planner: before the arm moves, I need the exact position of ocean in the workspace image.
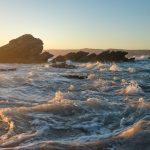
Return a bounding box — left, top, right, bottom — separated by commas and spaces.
0, 56, 149, 149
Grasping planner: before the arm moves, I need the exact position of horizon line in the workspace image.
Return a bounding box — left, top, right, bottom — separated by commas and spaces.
45, 48, 150, 51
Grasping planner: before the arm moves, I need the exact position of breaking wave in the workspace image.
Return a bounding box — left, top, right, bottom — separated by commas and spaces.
0, 59, 149, 149
135, 55, 149, 60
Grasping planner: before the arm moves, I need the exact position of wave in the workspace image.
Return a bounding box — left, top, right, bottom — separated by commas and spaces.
87, 74, 97, 80
109, 63, 122, 72
0, 60, 149, 149
135, 55, 149, 60
0, 95, 148, 149
116, 80, 143, 95
1, 116, 149, 150
127, 67, 136, 73
80, 62, 107, 70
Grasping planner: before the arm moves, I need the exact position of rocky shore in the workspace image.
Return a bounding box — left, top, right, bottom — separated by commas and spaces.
0, 34, 135, 63
52, 50, 135, 63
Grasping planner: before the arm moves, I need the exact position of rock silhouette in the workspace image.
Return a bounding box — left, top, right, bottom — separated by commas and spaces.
52, 51, 89, 62
0, 34, 53, 63
52, 50, 135, 62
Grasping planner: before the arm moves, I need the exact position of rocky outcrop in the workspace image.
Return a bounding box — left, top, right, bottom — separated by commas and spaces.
0, 34, 53, 63
97, 50, 134, 62
52, 50, 135, 62
52, 51, 89, 62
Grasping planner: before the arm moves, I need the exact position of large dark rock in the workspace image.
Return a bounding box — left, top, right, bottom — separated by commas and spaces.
80, 53, 97, 62
97, 50, 134, 62
52, 50, 135, 63
52, 51, 89, 62
0, 34, 53, 63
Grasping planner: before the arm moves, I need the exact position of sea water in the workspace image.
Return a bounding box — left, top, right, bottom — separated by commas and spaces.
0, 58, 149, 149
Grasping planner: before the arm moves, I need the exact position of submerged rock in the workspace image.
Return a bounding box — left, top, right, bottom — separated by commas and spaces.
51, 62, 76, 69
63, 74, 88, 79
0, 34, 53, 63
0, 68, 16, 71
52, 50, 135, 62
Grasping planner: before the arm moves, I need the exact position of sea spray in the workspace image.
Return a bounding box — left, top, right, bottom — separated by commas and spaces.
0, 59, 149, 149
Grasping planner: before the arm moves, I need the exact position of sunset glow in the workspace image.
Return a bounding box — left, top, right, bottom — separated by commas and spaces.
0, 0, 150, 49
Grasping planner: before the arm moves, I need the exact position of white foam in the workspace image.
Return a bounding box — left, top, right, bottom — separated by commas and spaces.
121, 79, 128, 86
138, 97, 144, 103
109, 64, 122, 72
124, 81, 143, 94
51, 91, 65, 102
85, 98, 108, 109
81, 62, 106, 70
113, 76, 120, 81
116, 81, 143, 95
66, 60, 73, 65
135, 55, 149, 60
43, 64, 50, 68
127, 67, 136, 73
0, 132, 37, 148
120, 117, 126, 128
89, 78, 113, 92
49, 91, 74, 104
86, 97, 100, 103
118, 119, 148, 138
85, 63, 96, 69
68, 85, 75, 91
87, 74, 97, 80
99, 68, 107, 72
95, 61, 106, 69
94, 79, 108, 86
27, 71, 33, 77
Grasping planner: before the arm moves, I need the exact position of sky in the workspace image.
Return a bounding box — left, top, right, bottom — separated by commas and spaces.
0, 0, 150, 50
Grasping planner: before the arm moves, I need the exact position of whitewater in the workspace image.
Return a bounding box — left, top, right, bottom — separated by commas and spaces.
0, 58, 149, 149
